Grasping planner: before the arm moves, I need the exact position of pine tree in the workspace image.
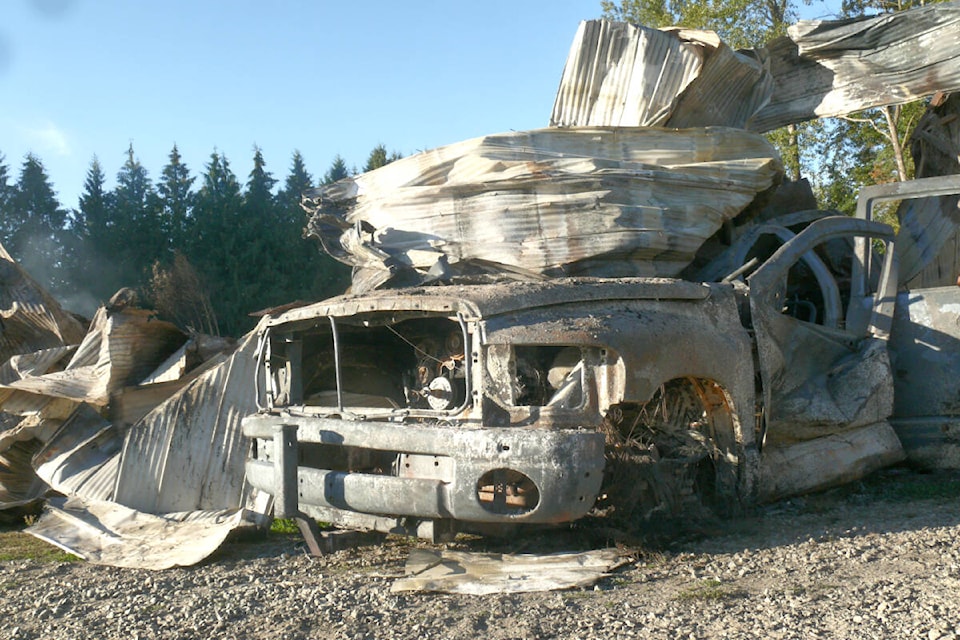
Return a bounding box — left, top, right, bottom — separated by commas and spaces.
187, 151, 244, 335
277, 150, 313, 227
112, 144, 164, 288
276, 151, 350, 303
238, 146, 284, 313
157, 144, 195, 253
322, 154, 350, 185
7, 154, 69, 292
66, 157, 115, 304
362, 144, 402, 173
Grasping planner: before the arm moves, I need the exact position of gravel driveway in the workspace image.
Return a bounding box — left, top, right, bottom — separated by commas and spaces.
1, 468, 958, 640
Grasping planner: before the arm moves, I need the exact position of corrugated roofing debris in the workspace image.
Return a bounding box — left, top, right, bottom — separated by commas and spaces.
551, 3, 960, 133
304, 126, 781, 291
0, 242, 270, 567
391, 548, 628, 594
550, 22, 771, 129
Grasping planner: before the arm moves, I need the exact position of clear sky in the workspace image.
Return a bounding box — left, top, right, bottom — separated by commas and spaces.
1, 0, 843, 209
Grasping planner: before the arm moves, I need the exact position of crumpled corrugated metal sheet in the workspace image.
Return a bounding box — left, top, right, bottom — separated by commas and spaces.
550, 21, 708, 128
0, 244, 86, 362
304, 126, 782, 291
20, 326, 269, 568
550, 22, 772, 129
4, 307, 186, 407
0, 244, 87, 508
391, 548, 628, 594
551, 4, 960, 133
751, 4, 960, 131
28, 497, 248, 570
0, 244, 269, 567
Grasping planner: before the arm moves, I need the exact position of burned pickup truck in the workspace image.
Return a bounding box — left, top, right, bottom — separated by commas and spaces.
243, 6, 960, 545
241, 127, 960, 542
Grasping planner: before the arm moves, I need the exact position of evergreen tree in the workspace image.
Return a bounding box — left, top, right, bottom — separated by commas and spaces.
112, 144, 163, 290
157, 144, 195, 252
187, 151, 244, 335
277, 150, 313, 227
0, 153, 12, 247
7, 154, 69, 292
276, 151, 351, 303
244, 147, 277, 213
66, 156, 115, 304
238, 146, 284, 312
322, 154, 350, 185
362, 144, 402, 173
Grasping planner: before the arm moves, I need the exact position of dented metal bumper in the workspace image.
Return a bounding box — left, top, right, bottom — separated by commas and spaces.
242, 413, 606, 532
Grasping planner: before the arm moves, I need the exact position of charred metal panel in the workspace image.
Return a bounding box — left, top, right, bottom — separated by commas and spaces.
244, 413, 606, 525
890, 286, 960, 471
890, 287, 960, 419
758, 422, 905, 502
749, 217, 899, 445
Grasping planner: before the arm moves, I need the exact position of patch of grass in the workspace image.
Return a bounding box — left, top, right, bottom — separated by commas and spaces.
676, 579, 746, 601
269, 518, 301, 535
0, 532, 81, 563
268, 517, 331, 535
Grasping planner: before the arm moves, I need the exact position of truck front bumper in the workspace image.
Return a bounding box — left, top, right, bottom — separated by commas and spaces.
242, 413, 605, 528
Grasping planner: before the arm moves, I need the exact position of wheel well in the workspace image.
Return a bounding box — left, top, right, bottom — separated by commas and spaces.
596, 377, 744, 525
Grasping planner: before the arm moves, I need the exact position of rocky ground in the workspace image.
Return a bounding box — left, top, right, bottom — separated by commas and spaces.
1, 467, 958, 640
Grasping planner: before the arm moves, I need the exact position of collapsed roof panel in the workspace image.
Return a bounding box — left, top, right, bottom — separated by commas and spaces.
0, 244, 86, 363
304, 127, 782, 291
752, 3, 960, 131
549, 21, 708, 128
550, 22, 771, 129
551, 3, 960, 133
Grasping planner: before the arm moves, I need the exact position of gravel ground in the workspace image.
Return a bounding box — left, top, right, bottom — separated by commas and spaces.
1, 467, 958, 640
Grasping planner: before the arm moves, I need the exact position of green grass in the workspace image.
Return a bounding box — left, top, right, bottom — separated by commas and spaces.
269, 518, 301, 535
0, 532, 81, 563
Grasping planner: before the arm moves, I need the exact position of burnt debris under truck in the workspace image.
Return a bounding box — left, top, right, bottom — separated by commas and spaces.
242, 177, 960, 543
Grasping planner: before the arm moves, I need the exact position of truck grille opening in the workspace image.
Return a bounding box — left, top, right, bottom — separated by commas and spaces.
267, 316, 468, 413
476, 468, 540, 515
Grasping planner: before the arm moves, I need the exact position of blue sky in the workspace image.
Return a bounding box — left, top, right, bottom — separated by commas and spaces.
1, 0, 842, 209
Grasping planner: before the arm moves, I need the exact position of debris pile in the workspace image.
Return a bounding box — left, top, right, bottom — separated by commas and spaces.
3, 2, 960, 571
0, 244, 270, 568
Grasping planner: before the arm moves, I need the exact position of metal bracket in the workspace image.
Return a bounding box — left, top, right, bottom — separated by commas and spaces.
273, 423, 325, 555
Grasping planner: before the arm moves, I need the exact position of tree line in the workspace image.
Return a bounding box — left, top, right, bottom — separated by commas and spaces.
0, 144, 399, 336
